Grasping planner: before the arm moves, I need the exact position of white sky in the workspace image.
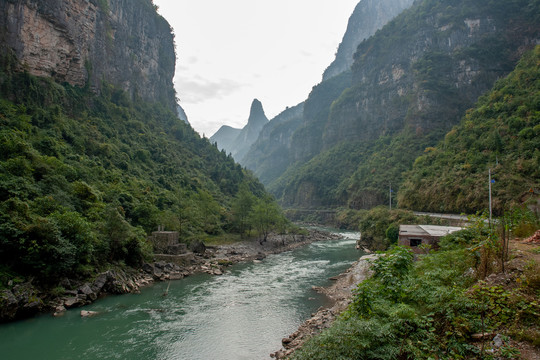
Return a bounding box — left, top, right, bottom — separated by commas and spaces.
152, 0, 360, 137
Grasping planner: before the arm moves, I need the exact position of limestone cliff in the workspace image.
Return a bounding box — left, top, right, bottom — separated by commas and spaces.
241, 0, 414, 188
241, 102, 304, 185
0, 0, 176, 109
275, 0, 540, 209
323, 0, 414, 81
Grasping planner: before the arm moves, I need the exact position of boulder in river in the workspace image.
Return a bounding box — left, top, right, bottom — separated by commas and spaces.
0, 289, 19, 321
80, 310, 99, 318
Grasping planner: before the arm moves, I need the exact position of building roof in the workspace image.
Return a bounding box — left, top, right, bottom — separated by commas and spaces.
399, 225, 464, 237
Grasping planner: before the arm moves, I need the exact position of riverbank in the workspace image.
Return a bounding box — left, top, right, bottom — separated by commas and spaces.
0, 228, 339, 322
271, 253, 378, 359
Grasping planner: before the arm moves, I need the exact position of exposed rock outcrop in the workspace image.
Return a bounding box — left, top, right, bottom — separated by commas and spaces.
0, 282, 44, 321
210, 98, 269, 161
323, 0, 415, 80
271, 0, 540, 209
0, 0, 176, 110
239, 0, 415, 189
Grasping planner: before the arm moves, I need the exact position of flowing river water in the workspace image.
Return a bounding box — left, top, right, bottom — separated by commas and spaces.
0, 230, 362, 360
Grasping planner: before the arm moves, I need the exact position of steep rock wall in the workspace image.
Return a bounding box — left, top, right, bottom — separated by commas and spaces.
274, 0, 540, 209
0, 0, 176, 109
241, 103, 304, 185
323, 0, 415, 81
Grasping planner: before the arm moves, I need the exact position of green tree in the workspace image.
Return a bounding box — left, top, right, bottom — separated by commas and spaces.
250, 195, 284, 244
231, 182, 256, 236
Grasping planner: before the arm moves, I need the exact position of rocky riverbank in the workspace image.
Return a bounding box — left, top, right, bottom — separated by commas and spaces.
271, 254, 378, 359
0, 228, 338, 322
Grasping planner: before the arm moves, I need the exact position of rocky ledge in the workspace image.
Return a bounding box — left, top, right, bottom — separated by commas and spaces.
271, 254, 378, 359
0, 228, 339, 322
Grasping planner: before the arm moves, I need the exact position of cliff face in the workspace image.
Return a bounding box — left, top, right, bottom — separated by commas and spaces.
241, 0, 410, 186
323, 0, 415, 81
272, 0, 540, 209
0, 0, 176, 109
241, 102, 304, 185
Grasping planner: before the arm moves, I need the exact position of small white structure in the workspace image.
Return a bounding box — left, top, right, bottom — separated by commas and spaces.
398, 225, 463, 253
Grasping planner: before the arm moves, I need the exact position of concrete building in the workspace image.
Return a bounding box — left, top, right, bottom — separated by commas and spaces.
398, 225, 464, 253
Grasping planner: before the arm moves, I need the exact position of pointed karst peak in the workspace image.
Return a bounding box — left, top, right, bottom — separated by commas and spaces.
248, 99, 268, 125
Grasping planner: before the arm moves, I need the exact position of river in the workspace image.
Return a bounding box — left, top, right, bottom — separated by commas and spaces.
0, 230, 361, 360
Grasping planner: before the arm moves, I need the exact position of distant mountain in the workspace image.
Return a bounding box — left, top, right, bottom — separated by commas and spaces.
241, 102, 304, 184
211, 125, 241, 153
241, 0, 415, 191
210, 99, 269, 161
323, 0, 415, 81
177, 105, 190, 124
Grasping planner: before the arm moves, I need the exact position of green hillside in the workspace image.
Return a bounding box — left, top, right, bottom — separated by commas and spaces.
271, 0, 540, 210
399, 45, 540, 214
0, 55, 270, 284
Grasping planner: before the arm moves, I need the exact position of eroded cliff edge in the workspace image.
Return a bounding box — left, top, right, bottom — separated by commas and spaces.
0, 0, 176, 110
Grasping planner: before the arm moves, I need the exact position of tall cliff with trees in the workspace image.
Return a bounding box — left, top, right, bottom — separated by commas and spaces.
241, 0, 415, 188
0, 0, 284, 296
398, 45, 540, 215
263, 0, 539, 211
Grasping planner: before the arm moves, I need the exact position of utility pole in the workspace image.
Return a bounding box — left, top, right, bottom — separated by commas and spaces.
489, 169, 493, 226
389, 183, 392, 210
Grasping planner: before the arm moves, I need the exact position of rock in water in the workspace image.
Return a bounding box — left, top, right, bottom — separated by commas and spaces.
80, 310, 99, 318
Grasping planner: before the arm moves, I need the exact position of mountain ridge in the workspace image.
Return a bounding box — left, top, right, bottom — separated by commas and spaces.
271, 0, 540, 209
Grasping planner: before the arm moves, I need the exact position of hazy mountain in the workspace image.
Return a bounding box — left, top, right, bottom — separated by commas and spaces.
241, 102, 304, 184
177, 105, 190, 124
241, 0, 415, 190
210, 99, 269, 161
211, 125, 241, 153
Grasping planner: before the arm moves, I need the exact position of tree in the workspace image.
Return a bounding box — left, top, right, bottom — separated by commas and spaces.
250, 195, 284, 244
231, 183, 256, 236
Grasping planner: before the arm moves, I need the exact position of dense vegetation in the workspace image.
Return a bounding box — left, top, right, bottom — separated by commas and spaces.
266, 0, 540, 211
0, 55, 286, 286
399, 45, 540, 214
293, 213, 540, 359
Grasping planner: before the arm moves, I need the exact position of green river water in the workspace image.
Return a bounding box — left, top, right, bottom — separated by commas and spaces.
0, 230, 361, 360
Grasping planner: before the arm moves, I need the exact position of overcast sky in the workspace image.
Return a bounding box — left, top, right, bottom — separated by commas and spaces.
152, 0, 360, 137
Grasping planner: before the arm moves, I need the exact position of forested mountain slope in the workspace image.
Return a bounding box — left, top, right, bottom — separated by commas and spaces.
271, 0, 540, 209
399, 45, 540, 214
0, 0, 270, 287
0, 60, 266, 283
